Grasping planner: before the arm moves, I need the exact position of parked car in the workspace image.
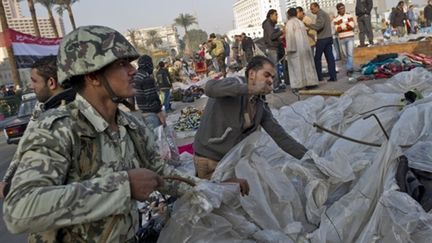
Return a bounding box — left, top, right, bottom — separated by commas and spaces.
3, 93, 37, 144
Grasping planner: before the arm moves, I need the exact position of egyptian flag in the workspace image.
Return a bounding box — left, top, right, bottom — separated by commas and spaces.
0, 28, 61, 68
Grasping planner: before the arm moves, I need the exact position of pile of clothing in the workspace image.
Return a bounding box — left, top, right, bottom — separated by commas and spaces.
159, 68, 432, 242
360, 53, 431, 79
173, 107, 202, 132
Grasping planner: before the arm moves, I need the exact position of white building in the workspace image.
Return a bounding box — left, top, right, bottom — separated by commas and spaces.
1, 0, 65, 38
228, 0, 284, 40
124, 25, 180, 55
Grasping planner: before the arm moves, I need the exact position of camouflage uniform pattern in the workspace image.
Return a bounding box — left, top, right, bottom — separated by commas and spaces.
1, 102, 43, 185
57, 25, 139, 84
3, 94, 197, 242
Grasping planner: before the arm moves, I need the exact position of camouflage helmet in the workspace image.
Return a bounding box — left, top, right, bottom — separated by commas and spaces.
57, 25, 139, 84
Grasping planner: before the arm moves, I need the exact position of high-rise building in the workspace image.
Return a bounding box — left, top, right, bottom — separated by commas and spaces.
228, 0, 283, 40
1, 0, 65, 38
233, 0, 283, 29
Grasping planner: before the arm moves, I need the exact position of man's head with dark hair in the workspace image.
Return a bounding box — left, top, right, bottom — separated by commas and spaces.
336, 3, 345, 15
296, 7, 305, 19
310, 2, 320, 14
245, 55, 275, 80
158, 61, 165, 68
245, 55, 275, 95
287, 8, 297, 18
209, 33, 216, 39
266, 9, 278, 23
31, 55, 63, 102
31, 55, 57, 82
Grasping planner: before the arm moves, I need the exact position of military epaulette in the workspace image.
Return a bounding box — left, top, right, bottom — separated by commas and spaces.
35, 106, 72, 129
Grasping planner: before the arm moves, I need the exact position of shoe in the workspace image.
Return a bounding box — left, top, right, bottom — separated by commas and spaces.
166, 108, 176, 113
358, 44, 367, 48
346, 71, 353, 77
327, 78, 337, 82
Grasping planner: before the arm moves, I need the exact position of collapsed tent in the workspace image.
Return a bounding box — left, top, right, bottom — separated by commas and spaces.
159, 67, 432, 242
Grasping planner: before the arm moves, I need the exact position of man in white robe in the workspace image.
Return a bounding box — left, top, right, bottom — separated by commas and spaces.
285, 8, 319, 90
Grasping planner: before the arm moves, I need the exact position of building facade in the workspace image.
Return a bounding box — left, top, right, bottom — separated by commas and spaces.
124, 25, 180, 57
1, 0, 65, 38
229, 0, 284, 40
233, 0, 283, 29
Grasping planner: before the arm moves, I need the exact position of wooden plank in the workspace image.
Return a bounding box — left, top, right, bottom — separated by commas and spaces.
353, 39, 432, 65
298, 90, 344, 96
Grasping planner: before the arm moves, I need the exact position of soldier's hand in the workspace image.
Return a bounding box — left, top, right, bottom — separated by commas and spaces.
223, 178, 250, 196
248, 81, 273, 95
127, 168, 164, 202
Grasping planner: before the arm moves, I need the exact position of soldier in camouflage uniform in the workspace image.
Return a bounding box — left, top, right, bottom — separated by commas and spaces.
2, 25, 204, 242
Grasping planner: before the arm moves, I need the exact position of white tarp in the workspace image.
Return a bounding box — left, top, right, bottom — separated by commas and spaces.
160, 67, 432, 242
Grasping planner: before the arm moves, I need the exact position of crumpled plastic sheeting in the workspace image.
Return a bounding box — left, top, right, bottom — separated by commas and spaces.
158, 68, 432, 242
405, 141, 432, 173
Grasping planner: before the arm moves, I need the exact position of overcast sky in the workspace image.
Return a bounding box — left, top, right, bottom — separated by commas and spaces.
21, 0, 237, 36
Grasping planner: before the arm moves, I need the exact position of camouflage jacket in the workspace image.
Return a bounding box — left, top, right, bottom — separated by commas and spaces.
3, 94, 196, 242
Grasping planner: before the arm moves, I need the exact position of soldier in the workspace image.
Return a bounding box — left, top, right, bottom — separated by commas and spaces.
3, 25, 248, 242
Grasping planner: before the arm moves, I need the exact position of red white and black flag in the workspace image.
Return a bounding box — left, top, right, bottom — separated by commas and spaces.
0, 28, 61, 69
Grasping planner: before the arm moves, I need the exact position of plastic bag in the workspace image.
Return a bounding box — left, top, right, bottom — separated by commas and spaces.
154, 125, 180, 166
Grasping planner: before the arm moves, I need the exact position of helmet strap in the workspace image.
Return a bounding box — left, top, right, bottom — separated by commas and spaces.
99, 74, 136, 110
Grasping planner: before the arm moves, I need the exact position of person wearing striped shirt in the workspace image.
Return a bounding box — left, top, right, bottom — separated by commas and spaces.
333, 3, 355, 77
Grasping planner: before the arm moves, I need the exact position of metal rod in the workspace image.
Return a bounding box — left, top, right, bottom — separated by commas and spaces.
359, 105, 404, 115
363, 114, 389, 140
313, 123, 413, 148
313, 123, 382, 147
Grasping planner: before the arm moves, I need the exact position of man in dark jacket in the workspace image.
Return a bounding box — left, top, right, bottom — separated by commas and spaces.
156, 61, 174, 113
241, 32, 255, 63
133, 55, 166, 129
391, 1, 408, 37
425, 0, 432, 27
355, 0, 374, 46
262, 9, 285, 92
193, 56, 307, 180
307, 2, 337, 82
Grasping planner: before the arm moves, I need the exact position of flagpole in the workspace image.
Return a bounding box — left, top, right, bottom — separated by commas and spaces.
0, 1, 22, 89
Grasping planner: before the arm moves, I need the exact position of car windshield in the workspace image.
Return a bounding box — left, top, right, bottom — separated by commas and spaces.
17, 98, 37, 118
